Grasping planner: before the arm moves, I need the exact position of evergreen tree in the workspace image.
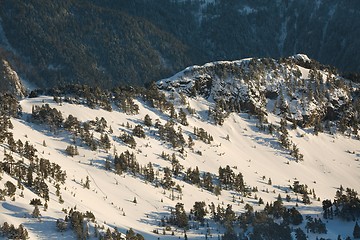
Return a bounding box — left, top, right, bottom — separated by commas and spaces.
64, 114, 80, 134
100, 134, 111, 150
224, 204, 236, 227
70, 211, 85, 239
222, 226, 238, 240
144, 114, 152, 127
214, 184, 221, 196
133, 124, 145, 138
144, 162, 155, 182
295, 228, 307, 240
179, 108, 189, 126
288, 207, 303, 225
354, 222, 360, 239
162, 167, 175, 189
174, 202, 188, 228
322, 199, 332, 219
169, 104, 177, 119
5, 181, 16, 196
84, 176, 90, 189
56, 219, 67, 232
234, 173, 245, 193
32, 205, 41, 218
65, 145, 79, 157
119, 132, 136, 149
192, 201, 207, 223
171, 154, 182, 176
302, 192, 311, 204
202, 172, 214, 192
188, 166, 201, 185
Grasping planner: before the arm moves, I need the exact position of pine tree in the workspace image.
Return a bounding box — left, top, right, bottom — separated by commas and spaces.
188, 135, 194, 148
214, 185, 221, 196
84, 176, 90, 189
100, 133, 111, 149
178, 108, 188, 126
133, 124, 145, 138
289, 207, 303, 225
295, 228, 307, 240
55, 184, 61, 197
169, 104, 177, 119
5, 181, 16, 196
224, 204, 236, 227
354, 222, 360, 239
32, 205, 41, 218
202, 172, 213, 192
162, 167, 174, 189
302, 192, 311, 204
193, 201, 207, 223
56, 219, 67, 232
65, 145, 79, 157
234, 173, 245, 193
171, 154, 182, 176
144, 162, 155, 182
174, 203, 188, 228
59, 195, 64, 204
144, 114, 152, 127
17, 224, 29, 239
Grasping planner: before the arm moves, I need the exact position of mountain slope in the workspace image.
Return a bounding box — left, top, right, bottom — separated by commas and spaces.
0, 55, 359, 239
0, 0, 192, 88
1, 0, 360, 88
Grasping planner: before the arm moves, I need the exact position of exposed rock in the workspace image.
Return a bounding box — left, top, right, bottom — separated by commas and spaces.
0, 58, 26, 98
158, 55, 358, 129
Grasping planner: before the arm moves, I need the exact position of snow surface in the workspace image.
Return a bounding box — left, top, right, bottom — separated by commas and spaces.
0, 90, 359, 239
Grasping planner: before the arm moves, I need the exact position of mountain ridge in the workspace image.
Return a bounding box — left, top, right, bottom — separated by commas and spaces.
0, 52, 359, 238
158, 54, 357, 132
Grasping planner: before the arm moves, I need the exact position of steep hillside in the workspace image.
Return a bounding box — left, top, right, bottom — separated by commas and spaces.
0, 0, 360, 88
0, 56, 359, 239
0, 0, 192, 88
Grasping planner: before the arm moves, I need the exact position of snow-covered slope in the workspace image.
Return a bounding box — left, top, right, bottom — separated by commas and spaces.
0, 55, 359, 239
158, 54, 352, 125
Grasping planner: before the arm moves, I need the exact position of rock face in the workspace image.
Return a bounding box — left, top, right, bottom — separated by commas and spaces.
0, 58, 26, 97
158, 55, 358, 130
0, 0, 359, 88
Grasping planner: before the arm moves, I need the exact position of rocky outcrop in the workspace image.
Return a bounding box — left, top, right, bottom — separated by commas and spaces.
158, 55, 358, 131
0, 58, 26, 98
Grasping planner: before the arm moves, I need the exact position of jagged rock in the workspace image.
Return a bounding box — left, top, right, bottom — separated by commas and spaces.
0, 58, 26, 97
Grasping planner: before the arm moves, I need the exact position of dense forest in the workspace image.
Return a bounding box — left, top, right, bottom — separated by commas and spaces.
1, 0, 360, 88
